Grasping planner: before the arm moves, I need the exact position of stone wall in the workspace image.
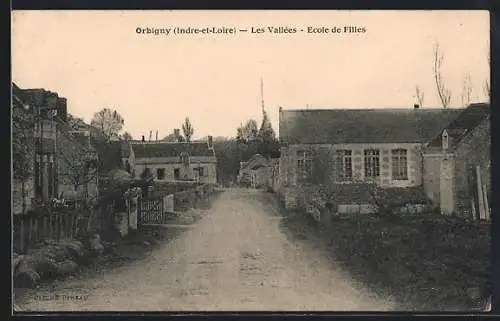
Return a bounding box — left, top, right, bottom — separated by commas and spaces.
423, 155, 443, 204
281, 143, 423, 188
454, 118, 491, 204
279, 143, 424, 210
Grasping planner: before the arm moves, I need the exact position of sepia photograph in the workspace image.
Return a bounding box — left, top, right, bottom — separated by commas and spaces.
11, 10, 491, 312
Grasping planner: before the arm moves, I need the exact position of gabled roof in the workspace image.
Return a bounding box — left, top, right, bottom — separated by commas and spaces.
426, 103, 490, 149
279, 108, 464, 145
131, 141, 214, 158
12, 83, 31, 110
241, 154, 268, 170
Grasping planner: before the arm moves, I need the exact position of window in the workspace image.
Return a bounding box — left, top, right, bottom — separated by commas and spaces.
442, 130, 449, 150
335, 150, 353, 181
364, 149, 380, 179
196, 167, 204, 177
297, 150, 313, 182
391, 149, 408, 180
174, 168, 180, 180
156, 168, 166, 180
141, 167, 152, 180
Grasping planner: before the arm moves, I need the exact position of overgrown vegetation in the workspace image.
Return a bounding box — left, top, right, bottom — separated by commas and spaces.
282, 212, 491, 311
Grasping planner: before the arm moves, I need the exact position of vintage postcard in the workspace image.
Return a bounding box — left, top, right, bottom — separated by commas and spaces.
11, 10, 491, 313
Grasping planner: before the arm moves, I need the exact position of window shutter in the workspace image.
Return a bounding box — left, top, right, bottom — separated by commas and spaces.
313, 147, 330, 184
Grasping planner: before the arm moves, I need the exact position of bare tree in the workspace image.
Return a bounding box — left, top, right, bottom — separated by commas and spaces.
415, 85, 425, 107
90, 108, 125, 142
182, 117, 194, 142
433, 42, 452, 108
461, 73, 473, 107
484, 48, 491, 102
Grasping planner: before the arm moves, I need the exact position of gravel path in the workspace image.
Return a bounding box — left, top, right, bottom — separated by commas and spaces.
15, 188, 396, 312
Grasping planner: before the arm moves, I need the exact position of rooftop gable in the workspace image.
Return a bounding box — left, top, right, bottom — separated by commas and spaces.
426, 103, 490, 149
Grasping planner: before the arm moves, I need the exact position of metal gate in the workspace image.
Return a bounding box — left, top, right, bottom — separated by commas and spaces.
138, 197, 168, 225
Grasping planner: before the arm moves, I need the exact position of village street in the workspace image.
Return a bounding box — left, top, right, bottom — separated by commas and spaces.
15, 188, 396, 312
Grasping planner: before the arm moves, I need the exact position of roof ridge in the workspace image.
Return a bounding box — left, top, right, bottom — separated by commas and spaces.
281, 107, 464, 112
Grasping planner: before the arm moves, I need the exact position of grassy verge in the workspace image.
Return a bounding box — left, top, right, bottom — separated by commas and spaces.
281, 211, 490, 311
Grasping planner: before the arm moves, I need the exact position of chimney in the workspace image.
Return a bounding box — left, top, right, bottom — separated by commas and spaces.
414, 104, 420, 109
207, 135, 213, 149
156, 130, 158, 141
149, 130, 152, 141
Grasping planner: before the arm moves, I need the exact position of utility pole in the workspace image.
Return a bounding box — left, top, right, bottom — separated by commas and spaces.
260, 77, 265, 114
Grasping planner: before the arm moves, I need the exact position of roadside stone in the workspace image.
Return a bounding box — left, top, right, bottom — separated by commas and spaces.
88, 234, 104, 255
59, 240, 85, 260
55, 260, 79, 276
15, 256, 41, 288
13, 252, 23, 272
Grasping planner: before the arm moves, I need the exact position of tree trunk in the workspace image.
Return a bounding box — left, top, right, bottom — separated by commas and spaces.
21, 180, 26, 214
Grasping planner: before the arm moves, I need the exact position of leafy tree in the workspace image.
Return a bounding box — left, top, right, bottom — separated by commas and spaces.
258, 109, 276, 141
56, 121, 99, 197
162, 128, 185, 142
182, 117, 194, 142
122, 131, 133, 141
12, 97, 35, 212
237, 119, 259, 143
90, 108, 124, 142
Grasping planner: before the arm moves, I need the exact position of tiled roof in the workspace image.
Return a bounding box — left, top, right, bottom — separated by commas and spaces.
131, 141, 214, 158
242, 154, 269, 170
279, 108, 463, 145
426, 103, 490, 149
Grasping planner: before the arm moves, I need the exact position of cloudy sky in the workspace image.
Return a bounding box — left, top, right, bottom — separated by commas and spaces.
12, 10, 489, 139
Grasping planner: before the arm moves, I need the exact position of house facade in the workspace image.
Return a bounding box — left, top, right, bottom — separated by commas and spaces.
422, 103, 490, 218
12, 84, 68, 213
278, 106, 463, 211
12, 83, 100, 214
237, 154, 272, 188
131, 138, 217, 185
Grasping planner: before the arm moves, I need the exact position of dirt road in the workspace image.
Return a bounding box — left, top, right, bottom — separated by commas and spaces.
15, 188, 396, 312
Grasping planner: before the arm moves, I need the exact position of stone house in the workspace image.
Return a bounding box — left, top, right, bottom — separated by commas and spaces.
422, 103, 490, 218
278, 106, 464, 212
12, 83, 67, 213
237, 154, 271, 188
12, 83, 100, 213
130, 138, 217, 185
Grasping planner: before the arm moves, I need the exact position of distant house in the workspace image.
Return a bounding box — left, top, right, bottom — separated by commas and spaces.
130, 137, 217, 185
278, 106, 464, 212
237, 154, 274, 188
422, 103, 490, 218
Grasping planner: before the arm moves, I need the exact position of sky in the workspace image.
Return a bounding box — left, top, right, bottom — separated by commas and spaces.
12, 10, 490, 139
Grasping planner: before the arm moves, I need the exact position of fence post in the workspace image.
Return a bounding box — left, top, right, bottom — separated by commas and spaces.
20, 218, 25, 253
43, 215, 48, 241
34, 216, 39, 245
69, 212, 75, 239
49, 213, 53, 240
27, 216, 33, 247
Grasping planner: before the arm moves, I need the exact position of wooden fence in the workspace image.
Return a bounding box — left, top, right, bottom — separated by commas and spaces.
13, 200, 116, 254
13, 209, 81, 254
